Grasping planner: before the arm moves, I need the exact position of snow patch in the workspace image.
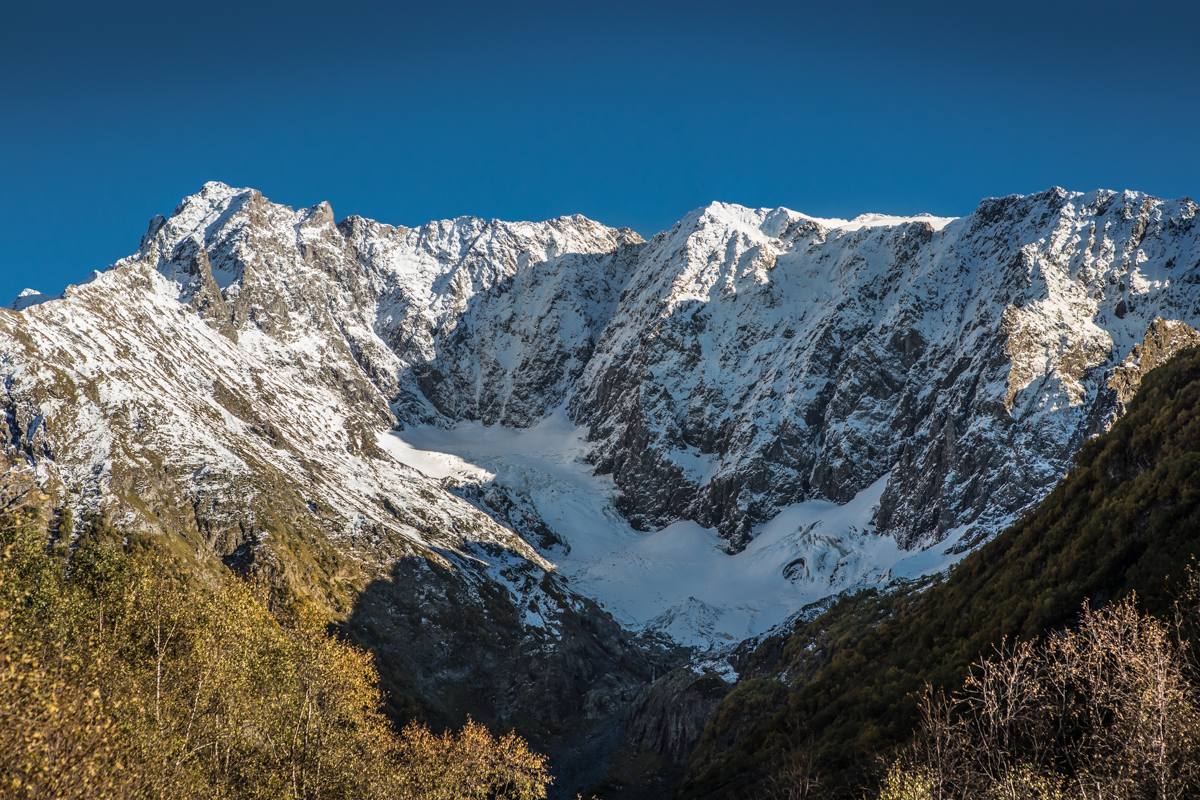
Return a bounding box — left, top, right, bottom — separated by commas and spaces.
10, 289, 61, 311
839, 212, 956, 232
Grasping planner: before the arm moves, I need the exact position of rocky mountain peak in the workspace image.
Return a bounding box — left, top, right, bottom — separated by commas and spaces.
91, 184, 1200, 557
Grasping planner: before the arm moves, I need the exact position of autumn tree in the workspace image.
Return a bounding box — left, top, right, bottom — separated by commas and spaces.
0, 479, 552, 800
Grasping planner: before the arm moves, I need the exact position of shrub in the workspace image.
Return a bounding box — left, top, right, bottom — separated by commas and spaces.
880, 587, 1200, 800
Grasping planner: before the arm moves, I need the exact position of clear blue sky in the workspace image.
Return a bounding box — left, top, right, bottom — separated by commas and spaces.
3, 0, 1199, 303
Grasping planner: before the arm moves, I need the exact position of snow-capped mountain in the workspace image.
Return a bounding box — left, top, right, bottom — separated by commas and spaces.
4, 182, 1200, 656
571, 190, 1200, 552
0, 184, 670, 760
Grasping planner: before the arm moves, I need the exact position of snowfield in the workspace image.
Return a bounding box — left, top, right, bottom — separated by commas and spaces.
381, 411, 970, 650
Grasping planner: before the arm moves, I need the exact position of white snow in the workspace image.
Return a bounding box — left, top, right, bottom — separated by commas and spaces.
0, 260, 554, 577
9, 271, 104, 311
380, 410, 967, 650
838, 212, 956, 232
706, 203, 957, 236
10, 288, 61, 311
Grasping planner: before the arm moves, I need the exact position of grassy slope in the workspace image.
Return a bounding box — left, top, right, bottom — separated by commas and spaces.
680, 346, 1200, 798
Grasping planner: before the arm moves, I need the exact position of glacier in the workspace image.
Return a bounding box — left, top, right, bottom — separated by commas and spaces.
379, 411, 964, 650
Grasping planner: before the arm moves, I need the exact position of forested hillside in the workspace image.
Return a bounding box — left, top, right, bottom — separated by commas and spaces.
0, 477, 551, 800
681, 346, 1200, 798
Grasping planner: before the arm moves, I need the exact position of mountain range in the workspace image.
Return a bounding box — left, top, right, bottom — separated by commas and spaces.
5, 181, 1200, 797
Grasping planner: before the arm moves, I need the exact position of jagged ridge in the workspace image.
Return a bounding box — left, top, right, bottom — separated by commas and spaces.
11, 182, 1200, 566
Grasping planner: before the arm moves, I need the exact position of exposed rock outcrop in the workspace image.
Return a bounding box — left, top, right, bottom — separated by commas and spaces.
625, 668, 732, 763
1090, 317, 1200, 434
92, 183, 1200, 556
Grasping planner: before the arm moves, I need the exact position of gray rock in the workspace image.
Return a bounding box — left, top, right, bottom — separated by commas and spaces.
624, 668, 731, 763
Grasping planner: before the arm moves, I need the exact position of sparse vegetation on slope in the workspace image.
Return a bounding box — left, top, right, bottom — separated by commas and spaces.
877, 589, 1200, 800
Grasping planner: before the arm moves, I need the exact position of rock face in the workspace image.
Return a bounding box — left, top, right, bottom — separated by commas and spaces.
337, 203, 645, 428
345, 555, 671, 739
113, 185, 1200, 556
625, 668, 732, 763
1093, 317, 1200, 434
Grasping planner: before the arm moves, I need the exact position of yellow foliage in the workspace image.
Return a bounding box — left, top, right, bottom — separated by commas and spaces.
0, 622, 147, 799
0, 501, 553, 800
875, 765, 935, 800
396, 717, 550, 800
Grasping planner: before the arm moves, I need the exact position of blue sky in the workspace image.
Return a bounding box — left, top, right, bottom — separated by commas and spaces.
3, 0, 1199, 303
